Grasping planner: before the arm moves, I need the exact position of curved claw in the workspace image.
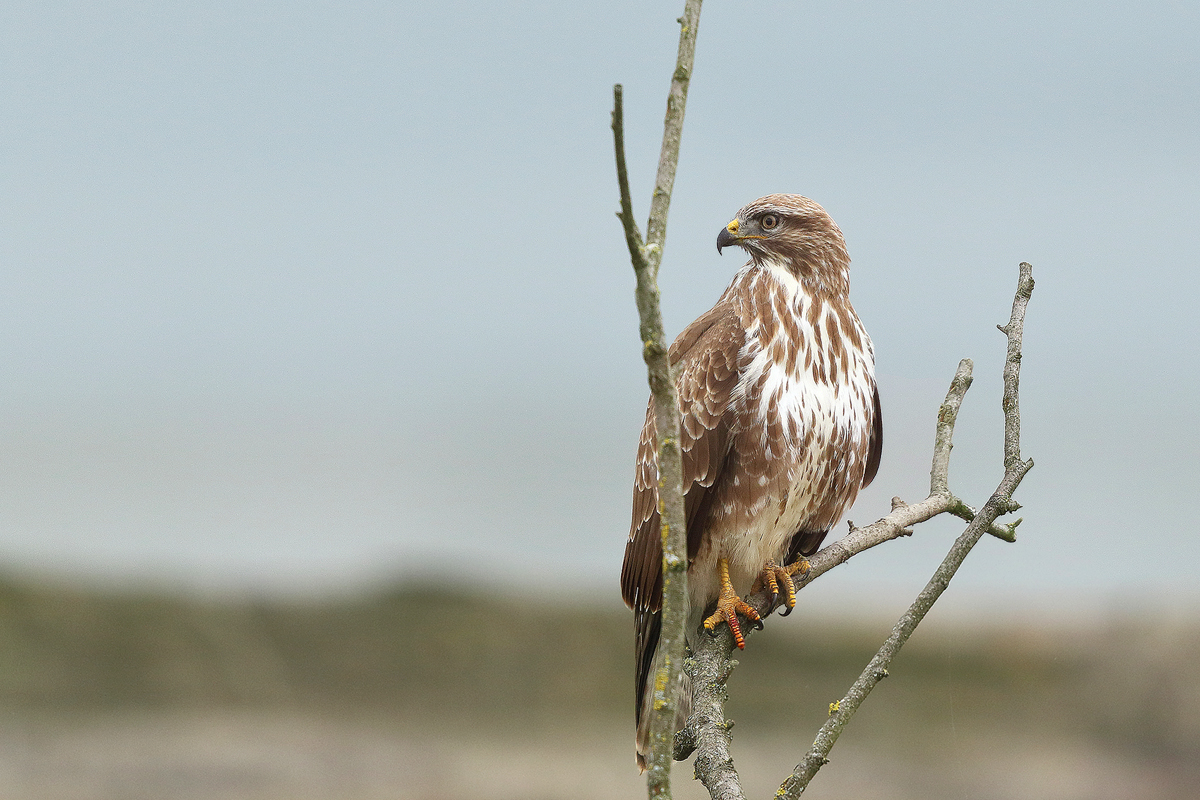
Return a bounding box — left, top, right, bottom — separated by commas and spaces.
706, 624, 721, 638
758, 558, 803, 618
702, 558, 761, 650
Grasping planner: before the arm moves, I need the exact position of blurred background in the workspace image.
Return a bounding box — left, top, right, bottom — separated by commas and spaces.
2, 1, 1199, 798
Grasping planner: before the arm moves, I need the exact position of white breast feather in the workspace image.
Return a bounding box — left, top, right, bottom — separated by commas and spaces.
716, 262, 875, 596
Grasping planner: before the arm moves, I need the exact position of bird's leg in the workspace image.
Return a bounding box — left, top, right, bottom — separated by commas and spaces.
757, 557, 811, 617
702, 558, 763, 649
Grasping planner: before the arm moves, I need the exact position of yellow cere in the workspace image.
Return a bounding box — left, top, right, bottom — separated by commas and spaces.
726, 219, 739, 233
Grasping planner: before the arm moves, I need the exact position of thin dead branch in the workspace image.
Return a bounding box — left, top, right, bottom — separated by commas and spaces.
611, 2, 704, 796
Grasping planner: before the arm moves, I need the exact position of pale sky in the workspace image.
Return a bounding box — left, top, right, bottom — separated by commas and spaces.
2, 1, 1198, 615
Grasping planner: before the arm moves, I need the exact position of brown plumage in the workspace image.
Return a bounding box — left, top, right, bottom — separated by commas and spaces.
620, 195, 882, 769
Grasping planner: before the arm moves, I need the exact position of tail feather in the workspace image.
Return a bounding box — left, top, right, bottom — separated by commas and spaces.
633, 609, 660, 737
633, 606, 697, 771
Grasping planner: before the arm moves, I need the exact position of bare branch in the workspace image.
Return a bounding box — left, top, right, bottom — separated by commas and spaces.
611, 2, 705, 796
611, 85, 646, 272
1000, 262, 1035, 475
931, 359, 1018, 543
775, 262, 1035, 798
930, 359, 973, 494
643, 2, 703, 266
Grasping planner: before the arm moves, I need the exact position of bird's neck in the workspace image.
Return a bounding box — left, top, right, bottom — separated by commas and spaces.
751, 255, 850, 305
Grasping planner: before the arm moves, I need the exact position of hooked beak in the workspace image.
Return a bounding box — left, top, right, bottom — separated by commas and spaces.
716, 218, 739, 254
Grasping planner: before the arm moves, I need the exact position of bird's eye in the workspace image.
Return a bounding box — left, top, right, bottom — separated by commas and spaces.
760, 214, 779, 230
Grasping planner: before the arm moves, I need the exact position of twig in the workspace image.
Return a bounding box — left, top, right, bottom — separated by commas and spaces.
1000, 262, 1035, 473
775, 262, 1035, 798
612, 85, 645, 271
929, 359, 973, 494
644, 5, 702, 257
611, 2, 705, 796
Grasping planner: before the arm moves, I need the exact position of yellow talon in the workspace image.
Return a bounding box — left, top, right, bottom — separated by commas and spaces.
702, 558, 762, 649
755, 558, 810, 616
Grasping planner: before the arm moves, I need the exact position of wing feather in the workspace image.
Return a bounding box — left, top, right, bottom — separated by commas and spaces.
621, 304, 744, 730
862, 381, 883, 488
620, 305, 743, 612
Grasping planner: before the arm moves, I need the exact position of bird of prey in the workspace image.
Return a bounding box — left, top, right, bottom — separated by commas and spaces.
620, 194, 882, 770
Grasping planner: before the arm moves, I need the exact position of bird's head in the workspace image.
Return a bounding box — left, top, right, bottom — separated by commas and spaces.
716, 194, 851, 294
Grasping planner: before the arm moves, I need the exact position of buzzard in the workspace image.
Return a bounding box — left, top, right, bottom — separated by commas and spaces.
620, 194, 882, 770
